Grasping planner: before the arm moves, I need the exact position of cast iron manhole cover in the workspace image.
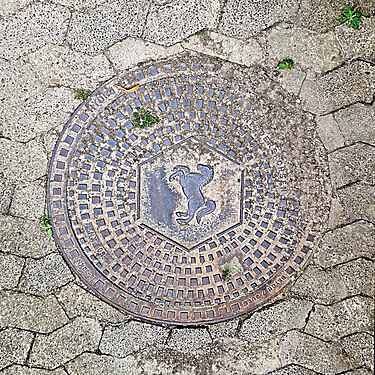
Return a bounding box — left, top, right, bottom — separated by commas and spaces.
48, 52, 330, 325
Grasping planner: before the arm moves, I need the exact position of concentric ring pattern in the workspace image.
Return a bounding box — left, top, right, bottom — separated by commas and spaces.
48, 52, 330, 325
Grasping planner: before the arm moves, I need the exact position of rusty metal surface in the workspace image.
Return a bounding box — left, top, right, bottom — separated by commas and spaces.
47, 52, 330, 325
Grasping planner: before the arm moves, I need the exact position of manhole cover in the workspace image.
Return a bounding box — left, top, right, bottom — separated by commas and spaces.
48, 52, 330, 325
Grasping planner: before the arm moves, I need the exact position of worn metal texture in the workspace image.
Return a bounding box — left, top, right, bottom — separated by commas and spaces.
47, 52, 330, 325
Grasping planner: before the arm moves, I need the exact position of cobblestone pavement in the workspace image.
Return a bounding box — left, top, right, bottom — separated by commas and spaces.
0, 1, 374, 374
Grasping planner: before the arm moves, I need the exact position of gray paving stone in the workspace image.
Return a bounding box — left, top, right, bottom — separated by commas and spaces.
267, 364, 319, 375
338, 183, 375, 222
219, 0, 299, 39
0, 328, 34, 370
0, 2, 70, 59
182, 31, 263, 67
66, 0, 149, 55
167, 327, 212, 352
336, 17, 375, 63
28, 44, 115, 90
305, 296, 374, 341
66, 350, 204, 375
208, 319, 238, 341
262, 27, 344, 73
1, 366, 67, 375
328, 143, 375, 188
315, 221, 375, 268
271, 67, 306, 96
327, 197, 350, 230
0, 59, 49, 142
316, 114, 345, 153
0, 0, 33, 17
52, 0, 107, 11
295, 0, 343, 33
71, 334, 353, 375
0, 139, 47, 183
42, 123, 65, 161
65, 353, 138, 375
0, 253, 24, 290
279, 330, 350, 373
9, 182, 45, 221
144, 0, 220, 46
209, 337, 281, 374
290, 265, 348, 304
18, 253, 74, 296
0, 215, 57, 258
0, 178, 14, 214
0, 58, 41, 101
99, 321, 169, 357
300, 61, 375, 115
337, 259, 374, 298
240, 299, 313, 344
56, 283, 128, 323
296, 0, 375, 33
0, 64, 73, 144
0, 291, 68, 333
334, 102, 375, 146
29, 317, 102, 370
107, 38, 183, 72
341, 333, 374, 371
347, 369, 374, 375
1, 87, 79, 143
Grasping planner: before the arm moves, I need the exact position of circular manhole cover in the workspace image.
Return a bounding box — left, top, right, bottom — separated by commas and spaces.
48, 52, 330, 325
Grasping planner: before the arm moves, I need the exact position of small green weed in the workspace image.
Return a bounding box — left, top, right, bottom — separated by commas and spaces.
195, 28, 207, 36
133, 108, 159, 128
278, 58, 294, 70
211, 56, 222, 63
75, 88, 91, 101
222, 266, 232, 282
338, 5, 362, 29
41, 214, 53, 237
0, 131, 10, 140
34, 111, 48, 119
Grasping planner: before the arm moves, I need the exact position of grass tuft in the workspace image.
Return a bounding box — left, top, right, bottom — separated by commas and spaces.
278, 58, 294, 70
338, 4, 362, 29
41, 214, 53, 237
133, 108, 159, 129
75, 88, 91, 101
222, 266, 232, 282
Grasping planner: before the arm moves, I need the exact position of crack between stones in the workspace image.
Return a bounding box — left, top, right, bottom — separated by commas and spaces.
265, 363, 324, 375
216, 0, 229, 27
24, 331, 37, 367
326, 255, 374, 271
291, 292, 374, 309
315, 56, 375, 79
234, 318, 243, 338
343, 331, 375, 340
322, 218, 375, 235
302, 303, 315, 330
95, 321, 107, 355
37, 349, 99, 372
140, 1, 153, 39
11, 276, 75, 300
0, 0, 40, 21
15, 257, 27, 289
60, 6, 73, 46
52, 290, 73, 323
337, 368, 373, 375
0, 248, 59, 262
327, 140, 375, 156
336, 179, 374, 192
